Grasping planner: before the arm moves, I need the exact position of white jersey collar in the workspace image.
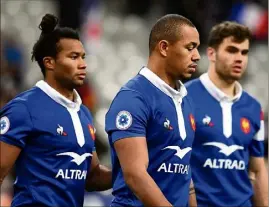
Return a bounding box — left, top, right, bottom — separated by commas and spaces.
36, 80, 82, 110
139, 67, 187, 103
200, 73, 242, 102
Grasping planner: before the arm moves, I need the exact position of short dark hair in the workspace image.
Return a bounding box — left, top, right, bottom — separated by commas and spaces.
31, 14, 80, 77
208, 21, 252, 49
149, 14, 195, 54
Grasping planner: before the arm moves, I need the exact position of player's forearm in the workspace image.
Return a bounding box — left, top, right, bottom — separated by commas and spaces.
252, 168, 268, 207
124, 170, 172, 207
188, 180, 197, 207
85, 164, 112, 191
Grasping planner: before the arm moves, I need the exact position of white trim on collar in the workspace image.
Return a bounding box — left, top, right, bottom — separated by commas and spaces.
139, 67, 187, 103
36, 80, 82, 110
200, 73, 242, 102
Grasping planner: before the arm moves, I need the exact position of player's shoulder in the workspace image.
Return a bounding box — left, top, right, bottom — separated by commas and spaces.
241, 90, 261, 109
80, 104, 93, 119
185, 77, 202, 90
115, 74, 150, 101
1, 87, 42, 112
122, 74, 149, 92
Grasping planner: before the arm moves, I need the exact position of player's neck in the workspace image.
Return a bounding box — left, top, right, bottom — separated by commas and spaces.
45, 78, 75, 101
147, 60, 177, 89
208, 69, 236, 97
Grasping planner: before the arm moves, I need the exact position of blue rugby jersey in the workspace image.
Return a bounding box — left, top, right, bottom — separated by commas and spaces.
105, 67, 196, 207
186, 73, 265, 207
0, 80, 96, 207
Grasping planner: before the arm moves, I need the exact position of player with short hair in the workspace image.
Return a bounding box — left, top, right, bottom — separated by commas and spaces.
186, 21, 268, 207
0, 14, 112, 207
105, 14, 200, 206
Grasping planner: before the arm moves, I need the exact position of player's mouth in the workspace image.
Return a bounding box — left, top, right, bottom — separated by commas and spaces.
232, 65, 242, 73
77, 72, 86, 79
188, 64, 197, 72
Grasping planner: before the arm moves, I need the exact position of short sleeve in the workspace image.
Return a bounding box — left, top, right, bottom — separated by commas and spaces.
105, 90, 150, 143
0, 102, 33, 148
249, 110, 265, 157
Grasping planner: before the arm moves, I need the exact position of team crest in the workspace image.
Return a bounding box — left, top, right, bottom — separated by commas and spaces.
240, 118, 250, 134
189, 114, 196, 131
0, 116, 10, 135
88, 124, 96, 141
116, 111, 132, 130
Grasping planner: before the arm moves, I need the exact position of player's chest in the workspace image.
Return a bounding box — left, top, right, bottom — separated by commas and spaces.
147, 98, 196, 145
195, 102, 257, 145
31, 109, 95, 151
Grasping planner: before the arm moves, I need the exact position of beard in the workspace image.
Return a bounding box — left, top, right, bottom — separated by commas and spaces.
215, 58, 243, 83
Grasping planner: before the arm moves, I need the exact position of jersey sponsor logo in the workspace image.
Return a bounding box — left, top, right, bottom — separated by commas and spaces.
88, 124, 96, 141
203, 158, 245, 170
0, 116, 10, 135
57, 124, 67, 136
157, 163, 190, 174
163, 118, 173, 130
240, 118, 251, 134
162, 146, 192, 159
116, 111, 132, 130
55, 152, 92, 180
203, 142, 244, 156
203, 142, 245, 170
56, 152, 92, 165
189, 114, 196, 131
157, 146, 191, 174
202, 115, 214, 127
55, 169, 88, 180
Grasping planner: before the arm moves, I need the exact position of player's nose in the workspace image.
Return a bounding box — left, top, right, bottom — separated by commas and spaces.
192, 49, 201, 62
78, 58, 87, 70
234, 53, 243, 63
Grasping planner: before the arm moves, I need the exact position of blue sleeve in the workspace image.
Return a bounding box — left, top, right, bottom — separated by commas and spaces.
0, 102, 33, 148
105, 90, 150, 143
249, 110, 265, 157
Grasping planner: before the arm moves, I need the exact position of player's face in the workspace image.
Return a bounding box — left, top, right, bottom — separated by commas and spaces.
167, 25, 200, 79
215, 36, 249, 81
54, 38, 87, 88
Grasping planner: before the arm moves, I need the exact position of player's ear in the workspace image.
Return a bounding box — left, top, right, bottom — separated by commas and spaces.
158, 40, 169, 57
207, 47, 216, 62
43, 57, 56, 71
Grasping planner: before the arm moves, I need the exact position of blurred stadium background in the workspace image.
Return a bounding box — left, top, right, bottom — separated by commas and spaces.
0, 0, 267, 206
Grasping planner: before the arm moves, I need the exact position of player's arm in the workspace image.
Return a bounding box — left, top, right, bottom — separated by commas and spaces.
85, 151, 112, 191
114, 137, 172, 207
188, 179, 197, 207
107, 90, 171, 206
0, 142, 21, 187
248, 156, 268, 207
248, 110, 268, 207
0, 102, 32, 187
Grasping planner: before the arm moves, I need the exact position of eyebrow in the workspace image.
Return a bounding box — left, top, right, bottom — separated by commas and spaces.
69, 51, 86, 56
226, 45, 249, 53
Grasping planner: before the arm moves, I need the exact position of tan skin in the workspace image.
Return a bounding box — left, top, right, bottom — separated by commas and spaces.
207, 36, 249, 96
0, 38, 112, 191
148, 25, 201, 88
207, 36, 268, 207
115, 25, 200, 207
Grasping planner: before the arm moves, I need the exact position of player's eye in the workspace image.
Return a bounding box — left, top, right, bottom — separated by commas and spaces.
187, 47, 194, 51
226, 47, 239, 54
71, 55, 78, 60
242, 50, 249, 55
